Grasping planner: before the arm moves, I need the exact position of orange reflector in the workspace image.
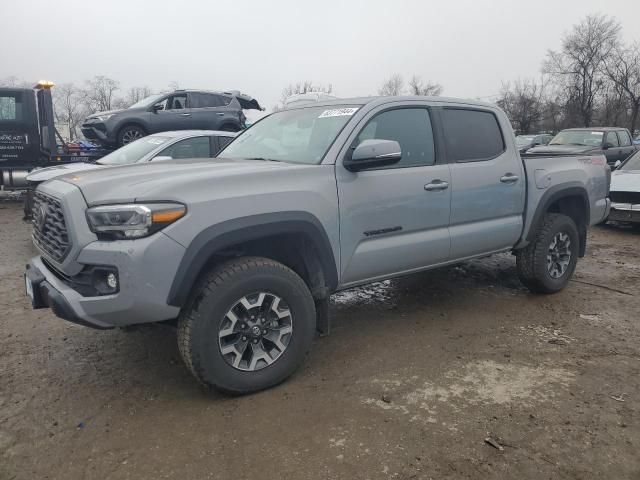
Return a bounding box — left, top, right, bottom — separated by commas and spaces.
152, 208, 186, 223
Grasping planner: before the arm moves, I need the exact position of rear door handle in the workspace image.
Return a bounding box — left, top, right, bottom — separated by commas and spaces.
500, 174, 519, 184
216, 112, 225, 116
424, 180, 449, 191
180, 113, 191, 117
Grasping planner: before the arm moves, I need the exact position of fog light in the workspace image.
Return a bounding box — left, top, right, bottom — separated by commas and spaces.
91, 268, 119, 295
107, 273, 118, 290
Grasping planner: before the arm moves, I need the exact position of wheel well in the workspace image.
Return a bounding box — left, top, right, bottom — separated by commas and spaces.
195, 233, 330, 300
546, 195, 588, 256
220, 123, 240, 132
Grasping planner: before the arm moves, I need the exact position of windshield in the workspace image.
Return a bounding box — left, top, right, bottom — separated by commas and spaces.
550, 130, 603, 147
218, 105, 359, 164
516, 135, 535, 146
129, 94, 163, 109
97, 136, 170, 165
620, 151, 640, 171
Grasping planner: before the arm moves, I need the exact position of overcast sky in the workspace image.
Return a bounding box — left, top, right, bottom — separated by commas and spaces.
2, 0, 639, 110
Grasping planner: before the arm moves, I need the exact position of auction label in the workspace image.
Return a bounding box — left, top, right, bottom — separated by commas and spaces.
318, 108, 359, 118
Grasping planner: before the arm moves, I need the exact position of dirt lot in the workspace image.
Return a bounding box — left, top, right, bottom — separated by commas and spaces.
1, 199, 639, 480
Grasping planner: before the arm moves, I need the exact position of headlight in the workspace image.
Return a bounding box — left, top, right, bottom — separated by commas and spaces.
86, 203, 186, 239
95, 113, 115, 122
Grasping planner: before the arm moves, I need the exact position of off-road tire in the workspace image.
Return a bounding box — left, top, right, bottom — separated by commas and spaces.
516, 213, 579, 294
177, 257, 316, 394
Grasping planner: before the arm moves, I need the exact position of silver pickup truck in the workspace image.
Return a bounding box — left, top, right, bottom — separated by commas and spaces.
25, 96, 611, 394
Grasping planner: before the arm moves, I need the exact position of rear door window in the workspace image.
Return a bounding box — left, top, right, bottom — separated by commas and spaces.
442, 108, 505, 162
617, 130, 632, 147
606, 132, 620, 148
158, 136, 211, 159
190, 93, 232, 108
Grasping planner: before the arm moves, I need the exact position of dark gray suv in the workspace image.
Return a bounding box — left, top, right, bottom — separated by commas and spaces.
81, 90, 262, 147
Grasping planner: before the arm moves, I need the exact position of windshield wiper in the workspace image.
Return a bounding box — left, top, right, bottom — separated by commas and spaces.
245, 157, 280, 162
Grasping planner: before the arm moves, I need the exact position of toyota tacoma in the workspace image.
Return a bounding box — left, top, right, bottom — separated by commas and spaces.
25, 96, 611, 394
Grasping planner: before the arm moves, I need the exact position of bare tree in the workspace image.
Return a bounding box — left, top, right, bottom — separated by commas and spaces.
408, 75, 443, 96
540, 96, 566, 133
597, 82, 628, 127
543, 14, 620, 127
52, 83, 89, 141
378, 74, 404, 96
168, 80, 180, 91
602, 41, 640, 135
0, 76, 31, 88
497, 79, 545, 134
279, 80, 333, 107
121, 86, 153, 108
83, 75, 121, 113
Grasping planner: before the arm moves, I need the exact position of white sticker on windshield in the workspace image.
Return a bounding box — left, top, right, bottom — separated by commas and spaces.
590, 132, 603, 136
318, 108, 359, 118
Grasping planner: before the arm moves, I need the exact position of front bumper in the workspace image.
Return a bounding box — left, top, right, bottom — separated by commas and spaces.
608, 203, 640, 223
25, 232, 185, 329
81, 122, 114, 145
25, 261, 112, 329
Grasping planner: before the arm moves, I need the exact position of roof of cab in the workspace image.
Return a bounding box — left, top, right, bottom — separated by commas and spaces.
283, 95, 500, 110
563, 127, 626, 132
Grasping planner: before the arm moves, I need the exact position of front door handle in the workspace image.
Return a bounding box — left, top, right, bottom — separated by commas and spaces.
216, 112, 225, 116
180, 113, 191, 117
500, 173, 519, 184
424, 180, 449, 191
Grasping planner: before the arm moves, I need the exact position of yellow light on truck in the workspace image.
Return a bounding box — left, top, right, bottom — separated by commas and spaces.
152, 207, 186, 223
35, 80, 55, 89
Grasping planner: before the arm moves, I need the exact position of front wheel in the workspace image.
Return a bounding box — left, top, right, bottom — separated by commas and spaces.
177, 257, 316, 394
516, 213, 579, 294
117, 125, 146, 146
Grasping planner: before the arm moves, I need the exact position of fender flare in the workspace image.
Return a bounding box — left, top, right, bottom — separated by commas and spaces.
166, 211, 338, 307
525, 184, 590, 255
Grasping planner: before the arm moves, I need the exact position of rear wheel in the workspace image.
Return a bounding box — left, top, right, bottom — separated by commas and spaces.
516, 213, 579, 294
117, 125, 146, 146
177, 257, 316, 394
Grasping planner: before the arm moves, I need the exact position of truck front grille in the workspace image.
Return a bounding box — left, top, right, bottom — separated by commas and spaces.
32, 191, 71, 262
610, 191, 640, 205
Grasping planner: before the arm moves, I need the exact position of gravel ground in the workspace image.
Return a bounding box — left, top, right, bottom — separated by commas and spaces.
1, 200, 639, 480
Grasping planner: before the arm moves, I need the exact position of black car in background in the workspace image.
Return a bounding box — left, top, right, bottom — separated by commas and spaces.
515, 133, 554, 153
81, 90, 262, 147
527, 127, 637, 166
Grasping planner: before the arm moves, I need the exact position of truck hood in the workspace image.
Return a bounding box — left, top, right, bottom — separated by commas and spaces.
526, 144, 600, 155
27, 162, 105, 182
611, 170, 640, 193
57, 158, 313, 205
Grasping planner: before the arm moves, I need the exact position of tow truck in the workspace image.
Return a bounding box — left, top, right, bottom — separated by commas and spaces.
0, 81, 110, 216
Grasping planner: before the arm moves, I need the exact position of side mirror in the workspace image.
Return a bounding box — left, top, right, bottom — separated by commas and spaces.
614, 160, 622, 169
602, 143, 610, 150
152, 104, 164, 113
531, 142, 540, 147
151, 155, 173, 162
344, 139, 402, 172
